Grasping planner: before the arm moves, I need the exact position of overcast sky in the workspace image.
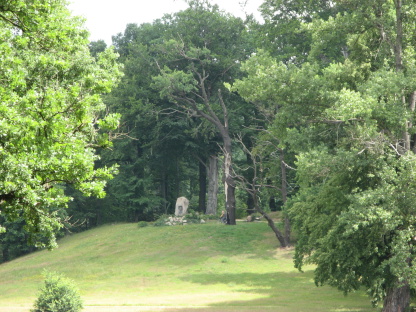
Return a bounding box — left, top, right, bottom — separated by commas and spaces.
67, 0, 264, 45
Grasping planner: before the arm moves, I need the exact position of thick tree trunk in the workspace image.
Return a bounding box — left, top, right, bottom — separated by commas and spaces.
198, 159, 207, 213
382, 283, 410, 312
206, 155, 218, 215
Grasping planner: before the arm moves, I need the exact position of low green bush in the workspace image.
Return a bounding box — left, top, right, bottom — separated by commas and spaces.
153, 214, 169, 226
184, 209, 205, 224
235, 208, 248, 219
32, 271, 83, 312
137, 221, 148, 228
204, 213, 219, 220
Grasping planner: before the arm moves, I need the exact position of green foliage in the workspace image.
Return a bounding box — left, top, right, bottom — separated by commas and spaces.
102, 18, 209, 221
289, 147, 416, 305
257, 0, 345, 63
0, 216, 36, 262
95, 0, 259, 225
153, 214, 170, 227
89, 40, 107, 59
235, 0, 416, 309
235, 207, 248, 219
137, 221, 148, 228
0, 0, 122, 248
32, 271, 83, 312
152, 66, 198, 99
184, 209, 205, 224
203, 213, 219, 220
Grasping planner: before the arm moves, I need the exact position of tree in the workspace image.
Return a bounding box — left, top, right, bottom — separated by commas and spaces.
257, 0, 345, 64
152, 0, 253, 224
235, 0, 416, 310
101, 21, 208, 221
0, 216, 37, 262
32, 271, 83, 312
234, 135, 291, 247
232, 51, 313, 246
89, 40, 107, 58
0, 0, 122, 248
205, 155, 219, 215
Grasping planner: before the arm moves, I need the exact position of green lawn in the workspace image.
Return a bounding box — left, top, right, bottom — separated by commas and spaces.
0, 222, 377, 311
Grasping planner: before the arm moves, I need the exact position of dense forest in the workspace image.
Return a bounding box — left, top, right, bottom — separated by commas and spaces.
1, 0, 416, 311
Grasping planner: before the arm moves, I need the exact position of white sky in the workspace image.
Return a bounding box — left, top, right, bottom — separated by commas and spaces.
67, 0, 264, 45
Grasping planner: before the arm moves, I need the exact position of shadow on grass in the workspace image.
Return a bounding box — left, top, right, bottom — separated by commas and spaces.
179, 271, 376, 312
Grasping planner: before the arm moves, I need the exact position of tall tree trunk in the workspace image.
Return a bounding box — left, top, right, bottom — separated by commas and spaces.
206, 155, 218, 215
223, 134, 236, 224
198, 159, 207, 213
280, 149, 291, 245
394, 0, 403, 72
404, 92, 416, 152
382, 283, 410, 312
246, 151, 255, 214
410, 92, 416, 153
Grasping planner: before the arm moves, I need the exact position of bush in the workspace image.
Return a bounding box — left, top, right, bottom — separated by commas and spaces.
184, 209, 205, 224
204, 213, 219, 220
235, 208, 247, 219
32, 271, 83, 312
137, 221, 148, 228
153, 214, 169, 226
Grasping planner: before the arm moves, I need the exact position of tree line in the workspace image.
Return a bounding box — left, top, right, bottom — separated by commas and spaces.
1, 0, 416, 311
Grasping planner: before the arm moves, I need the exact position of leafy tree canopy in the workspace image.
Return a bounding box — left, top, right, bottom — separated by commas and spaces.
0, 0, 122, 248
234, 0, 416, 310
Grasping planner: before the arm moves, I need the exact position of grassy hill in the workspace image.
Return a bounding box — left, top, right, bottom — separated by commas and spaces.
0, 222, 376, 311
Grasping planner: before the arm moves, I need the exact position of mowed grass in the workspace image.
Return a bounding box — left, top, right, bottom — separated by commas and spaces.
0, 222, 377, 311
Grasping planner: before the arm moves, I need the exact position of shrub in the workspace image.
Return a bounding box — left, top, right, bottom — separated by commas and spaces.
137, 221, 148, 228
235, 208, 247, 219
32, 271, 83, 312
153, 214, 169, 226
185, 209, 205, 224
204, 213, 219, 220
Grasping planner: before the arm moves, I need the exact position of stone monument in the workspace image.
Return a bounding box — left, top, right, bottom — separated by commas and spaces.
175, 196, 189, 216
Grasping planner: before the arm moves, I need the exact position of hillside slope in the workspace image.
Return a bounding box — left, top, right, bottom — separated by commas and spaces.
0, 222, 373, 311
